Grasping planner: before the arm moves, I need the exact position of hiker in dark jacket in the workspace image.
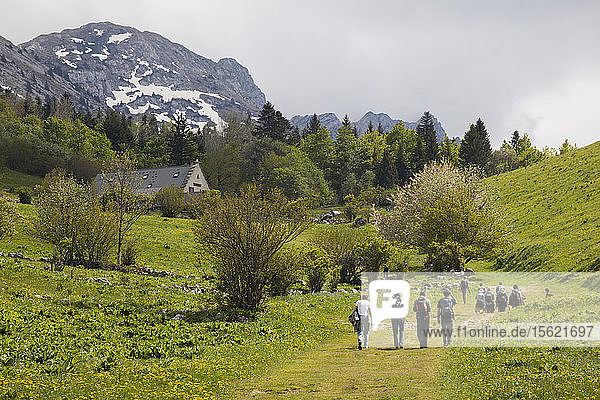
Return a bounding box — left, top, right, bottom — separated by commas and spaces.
485, 287, 495, 313
460, 277, 470, 305
509, 285, 525, 308
496, 288, 509, 312
437, 289, 457, 346
413, 291, 431, 348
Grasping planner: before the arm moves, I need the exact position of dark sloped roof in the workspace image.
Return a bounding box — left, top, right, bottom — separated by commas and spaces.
95, 165, 193, 195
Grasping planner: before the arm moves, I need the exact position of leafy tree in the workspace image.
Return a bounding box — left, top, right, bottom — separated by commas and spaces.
254, 101, 291, 142
34, 170, 117, 267
375, 162, 507, 271
459, 118, 492, 170
514, 133, 546, 167
299, 126, 335, 178
202, 143, 241, 192
311, 226, 365, 284
287, 126, 301, 145
367, 120, 374, 133
262, 148, 333, 204
416, 111, 439, 163
193, 184, 309, 310
0, 196, 19, 241
440, 135, 460, 165
101, 152, 153, 265
486, 146, 519, 175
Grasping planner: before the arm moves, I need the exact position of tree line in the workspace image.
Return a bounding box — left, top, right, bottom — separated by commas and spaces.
0, 88, 575, 206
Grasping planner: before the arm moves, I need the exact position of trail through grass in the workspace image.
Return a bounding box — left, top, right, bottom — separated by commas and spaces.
235, 331, 443, 400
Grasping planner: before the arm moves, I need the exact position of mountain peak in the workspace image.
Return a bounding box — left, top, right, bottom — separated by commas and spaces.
3, 22, 266, 129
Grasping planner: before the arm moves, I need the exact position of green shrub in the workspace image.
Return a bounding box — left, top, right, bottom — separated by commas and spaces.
121, 240, 138, 266
16, 186, 33, 204
155, 184, 185, 218
302, 248, 331, 293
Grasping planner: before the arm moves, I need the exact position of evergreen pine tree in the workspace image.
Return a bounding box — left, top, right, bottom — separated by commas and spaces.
166, 113, 195, 165
395, 143, 410, 185
375, 149, 398, 188
459, 118, 492, 169
254, 101, 291, 142
288, 126, 301, 145
377, 122, 384, 134
367, 120, 374, 134
303, 113, 321, 137
342, 114, 351, 128
510, 130, 520, 151
416, 111, 439, 163
413, 137, 426, 172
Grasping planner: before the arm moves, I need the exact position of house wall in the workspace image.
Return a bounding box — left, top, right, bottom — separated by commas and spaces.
182, 163, 209, 193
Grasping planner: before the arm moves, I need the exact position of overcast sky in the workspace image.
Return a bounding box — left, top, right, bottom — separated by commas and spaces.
2, 0, 600, 148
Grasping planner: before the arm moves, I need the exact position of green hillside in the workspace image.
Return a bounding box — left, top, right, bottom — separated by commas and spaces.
0, 168, 42, 191
488, 140, 600, 271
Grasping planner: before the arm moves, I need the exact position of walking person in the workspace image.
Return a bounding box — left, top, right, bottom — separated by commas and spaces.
460, 277, 470, 305
496, 288, 508, 312
437, 289, 457, 346
391, 317, 405, 348
485, 287, 495, 313
413, 291, 431, 348
509, 284, 525, 309
355, 294, 371, 349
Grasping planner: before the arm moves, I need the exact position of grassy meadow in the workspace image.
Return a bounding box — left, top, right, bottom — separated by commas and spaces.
488, 140, 600, 271
2, 139, 600, 399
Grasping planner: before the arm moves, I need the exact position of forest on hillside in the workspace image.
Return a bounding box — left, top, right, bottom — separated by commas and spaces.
0, 89, 575, 205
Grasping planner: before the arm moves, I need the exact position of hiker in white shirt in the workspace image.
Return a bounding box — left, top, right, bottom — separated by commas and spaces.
355, 294, 371, 349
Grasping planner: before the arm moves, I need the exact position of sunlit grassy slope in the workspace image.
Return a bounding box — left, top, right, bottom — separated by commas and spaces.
0, 168, 42, 190
487, 140, 600, 270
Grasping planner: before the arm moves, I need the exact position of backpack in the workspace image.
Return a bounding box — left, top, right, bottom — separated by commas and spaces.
485, 292, 494, 303
414, 296, 429, 317
475, 292, 485, 303
509, 289, 521, 306
348, 309, 360, 332
439, 298, 454, 322
497, 291, 508, 305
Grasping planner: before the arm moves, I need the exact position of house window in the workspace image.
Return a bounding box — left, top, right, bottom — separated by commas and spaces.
189, 187, 194, 193
173, 172, 179, 178
147, 184, 152, 188
142, 174, 148, 180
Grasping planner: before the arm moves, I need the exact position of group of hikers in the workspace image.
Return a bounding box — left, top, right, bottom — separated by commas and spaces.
352, 277, 534, 349
460, 279, 526, 314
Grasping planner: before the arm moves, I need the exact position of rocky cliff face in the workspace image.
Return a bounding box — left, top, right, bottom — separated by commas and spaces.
290, 111, 448, 141
1, 22, 266, 128
0, 35, 100, 108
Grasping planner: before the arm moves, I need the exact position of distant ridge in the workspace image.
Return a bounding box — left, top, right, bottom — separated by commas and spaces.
290, 111, 449, 142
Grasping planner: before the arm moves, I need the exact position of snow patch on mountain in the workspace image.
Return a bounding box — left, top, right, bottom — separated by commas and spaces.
55, 48, 69, 58
91, 47, 110, 61
108, 32, 132, 44
105, 65, 226, 128
71, 37, 84, 43
127, 102, 160, 115
93, 29, 104, 36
